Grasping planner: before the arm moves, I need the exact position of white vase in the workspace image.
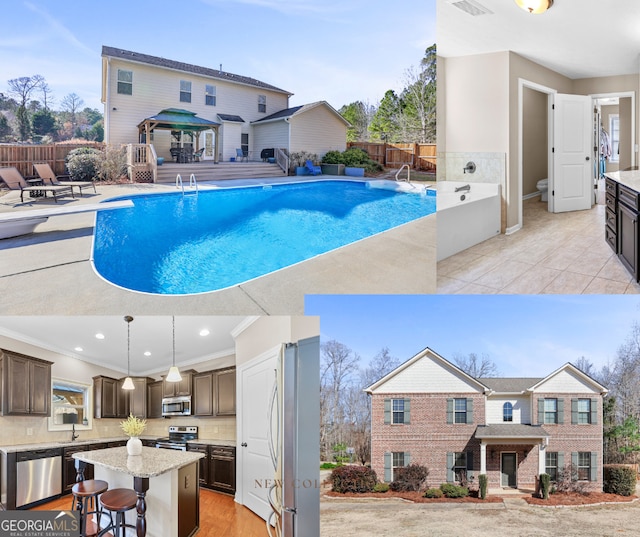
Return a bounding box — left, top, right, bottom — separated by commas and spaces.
127, 436, 142, 456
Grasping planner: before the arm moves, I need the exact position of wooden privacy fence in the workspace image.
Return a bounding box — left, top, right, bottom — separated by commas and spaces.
347, 142, 436, 172
0, 142, 103, 178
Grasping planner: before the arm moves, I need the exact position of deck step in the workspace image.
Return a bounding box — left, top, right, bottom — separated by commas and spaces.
155, 162, 286, 183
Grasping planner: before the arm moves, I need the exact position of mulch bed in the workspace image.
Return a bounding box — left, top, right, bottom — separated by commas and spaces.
325, 490, 504, 503
524, 491, 637, 506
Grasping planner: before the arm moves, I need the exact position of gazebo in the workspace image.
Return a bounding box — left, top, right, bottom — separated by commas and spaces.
137, 108, 220, 162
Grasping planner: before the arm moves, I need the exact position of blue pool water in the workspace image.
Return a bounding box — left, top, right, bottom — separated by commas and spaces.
93, 180, 436, 294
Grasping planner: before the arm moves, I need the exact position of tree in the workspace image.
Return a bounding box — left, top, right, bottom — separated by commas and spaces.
369, 90, 402, 142
399, 45, 436, 143
573, 356, 597, 378
453, 353, 499, 378
60, 92, 84, 133
7, 75, 44, 140
81, 107, 102, 126
32, 109, 57, 137
0, 113, 11, 141
340, 101, 374, 142
39, 80, 54, 110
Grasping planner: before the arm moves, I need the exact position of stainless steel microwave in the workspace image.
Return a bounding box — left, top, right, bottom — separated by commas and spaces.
162, 396, 192, 417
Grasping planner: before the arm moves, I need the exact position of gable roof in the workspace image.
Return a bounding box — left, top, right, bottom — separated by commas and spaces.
528, 362, 608, 394
252, 101, 351, 126
480, 378, 543, 394
364, 347, 490, 394
102, 46, 292, 96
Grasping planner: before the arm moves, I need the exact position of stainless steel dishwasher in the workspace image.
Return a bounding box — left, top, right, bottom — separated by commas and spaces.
16, 448, 62, 507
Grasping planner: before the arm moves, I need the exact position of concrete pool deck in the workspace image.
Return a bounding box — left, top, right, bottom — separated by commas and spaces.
0, 176, 436, 314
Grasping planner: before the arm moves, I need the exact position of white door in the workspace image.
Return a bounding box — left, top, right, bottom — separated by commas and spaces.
551, 94, 593, 212
238, 347, 279, 521
199, 130, 215, 160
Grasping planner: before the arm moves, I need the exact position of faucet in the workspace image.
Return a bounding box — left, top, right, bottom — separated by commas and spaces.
463, 161, 476, 174
455, 184, 471, 193
71, 423, 79, 442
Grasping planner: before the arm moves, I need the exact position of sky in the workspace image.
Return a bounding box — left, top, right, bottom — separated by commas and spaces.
305, 295, 640, 378
0, 0, 436, 112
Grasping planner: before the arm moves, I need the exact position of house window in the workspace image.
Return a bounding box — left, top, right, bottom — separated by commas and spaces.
455, 398, 468, 423
258, 94, 266, 113
384, 398, 410, 425
453, 452, 467, 482
392, 399, 406, 424
577, 399, 591, 424
545, 452, 558, 481
544, 398, 558, 424
117, 69, 133, 95
503, 402, 513, 422
610, 114, 620, 163
577, 452, 591, 481
205, 84, 216, 106
180, 80, 192, 103
49, 379, 91, 430
392, 452, 407, 480
241, 133, 249, 155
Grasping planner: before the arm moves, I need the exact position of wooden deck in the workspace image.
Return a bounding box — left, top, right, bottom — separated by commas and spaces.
156, 161, 286, 183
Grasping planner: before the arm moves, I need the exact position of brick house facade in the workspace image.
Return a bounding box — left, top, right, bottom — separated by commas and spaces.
365, 348, 607, 491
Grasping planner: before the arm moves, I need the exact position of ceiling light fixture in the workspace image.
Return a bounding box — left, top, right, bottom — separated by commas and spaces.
199, 329, 210, 337
514, 0, 553, 14
74, 347, 83, 352
95, 333, 105, 340
166, 316, 183, 383
122, 316, 135, 390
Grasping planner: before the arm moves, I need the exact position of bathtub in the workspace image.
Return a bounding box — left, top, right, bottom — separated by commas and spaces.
437, 181, 501, 261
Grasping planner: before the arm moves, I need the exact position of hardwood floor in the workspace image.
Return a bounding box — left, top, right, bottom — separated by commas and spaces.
32, 488, 268, 537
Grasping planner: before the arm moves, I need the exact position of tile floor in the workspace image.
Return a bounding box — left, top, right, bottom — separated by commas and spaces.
437, 198, 640, 294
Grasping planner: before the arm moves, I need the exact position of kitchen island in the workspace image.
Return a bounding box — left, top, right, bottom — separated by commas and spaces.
73, 446, 204, 537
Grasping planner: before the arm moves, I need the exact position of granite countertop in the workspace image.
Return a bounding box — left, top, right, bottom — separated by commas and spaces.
73, 446, 204, 478
187, 439, 236, 447
605, 170, 640, 192
0, 436, 149, 454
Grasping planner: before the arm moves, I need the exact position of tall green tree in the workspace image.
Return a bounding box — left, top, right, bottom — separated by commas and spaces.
369, 90, 402, 142
0, 113, 11, 141
32, 109, 57, 137
7, 75, 44, 141
340, 101, 373, 142
400, 44, 436, 143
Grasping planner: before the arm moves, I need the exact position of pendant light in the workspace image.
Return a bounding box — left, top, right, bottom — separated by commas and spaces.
122, 315, 135, 390
166, 316, 183, 382
514, 0, 553, 14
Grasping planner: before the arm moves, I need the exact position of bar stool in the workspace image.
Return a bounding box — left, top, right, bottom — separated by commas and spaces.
72, 479, 108, 537
99, 488, 138, 537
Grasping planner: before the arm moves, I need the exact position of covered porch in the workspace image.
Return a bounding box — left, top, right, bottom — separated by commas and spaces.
475, 424, 549, 491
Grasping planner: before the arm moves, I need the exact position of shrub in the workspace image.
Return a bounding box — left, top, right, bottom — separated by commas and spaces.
373, 483, 390, 493
99, 144, 127, 182
478, 474, 488, 500
555, 464, 588, 494
390, 463, 429, 492
424, 487, 443, 498
330, 465, 377, 494
66, 147, 102, 181
320, 147, 383, 174
439, 483, 469, 498
539, 473, 551, 500
320, 462, 340, 470
603, 465, 636, 496
289, 151, 318, 172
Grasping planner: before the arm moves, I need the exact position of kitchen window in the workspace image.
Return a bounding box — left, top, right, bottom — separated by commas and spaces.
205, 84, 216, 106
49, 379, 92, 431
117, 69, 133, 95
180, 80, 192, 103
258, 94, 266, 113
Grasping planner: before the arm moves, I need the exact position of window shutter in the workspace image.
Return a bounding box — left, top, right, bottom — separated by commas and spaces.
590, 452, 598, 481
446, 452, 454, 483
384, 399, 391, 424
405, 452, 411, 466
590, 399, 598, 425
557, 452, 564, 474
447, 399, 454, 424
384, 452, 392, 482
467, 451, 474, 480
466, 398, 474, 424
404, 399, 411, 424
557, 398, 564, 424
571, 399, 578, 424
538, 399, 544, 424
571, 452, 578, 480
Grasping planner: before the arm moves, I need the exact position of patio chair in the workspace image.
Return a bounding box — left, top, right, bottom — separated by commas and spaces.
170, 148, 181, 162
0, 167, 74, 203
193, 148, 205, 162
305, 160, 322, 176
33, 162, 96, 196
236, 148, 248, 162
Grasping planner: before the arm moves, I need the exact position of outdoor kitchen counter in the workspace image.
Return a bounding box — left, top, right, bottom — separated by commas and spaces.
74, 446, 204, 537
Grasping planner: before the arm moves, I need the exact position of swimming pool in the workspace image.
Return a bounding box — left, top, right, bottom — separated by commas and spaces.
92, 180, 436, 294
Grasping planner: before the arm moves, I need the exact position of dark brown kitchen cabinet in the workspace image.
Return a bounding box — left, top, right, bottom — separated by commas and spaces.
187, 444, 210, 487
607, 176, 640, 280
147, 380, 163, 419
63, 446, 94, 492
193, 372, 214, 417
210, 446, 236, 494
215, 369, 236, 416
163, 369, 195, 398
116, 378, 130, 418
128, 377, 153, 419
0, 350, 52, 416
93, 376, 117, 418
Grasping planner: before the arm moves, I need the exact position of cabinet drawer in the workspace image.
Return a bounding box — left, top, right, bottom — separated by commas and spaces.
211, 447, 235, 457
605, 226, 617, 252
619, 184, 640, 210
605, 177, 618, 197
605, 207, 617, 231
606, 193, 616, 212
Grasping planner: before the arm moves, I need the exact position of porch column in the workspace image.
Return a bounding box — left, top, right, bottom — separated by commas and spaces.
538, 442, 546, 475
480, 442, 487, 474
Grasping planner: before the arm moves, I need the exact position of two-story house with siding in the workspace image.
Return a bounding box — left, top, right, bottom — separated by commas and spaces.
101, 46, 348, 164
365, 347, 607, 492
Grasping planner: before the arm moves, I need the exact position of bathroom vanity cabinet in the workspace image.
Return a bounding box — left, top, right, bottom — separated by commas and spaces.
605, 174, 639, 280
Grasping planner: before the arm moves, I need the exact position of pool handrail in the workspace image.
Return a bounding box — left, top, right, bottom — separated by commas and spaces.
395, 164, 411, 182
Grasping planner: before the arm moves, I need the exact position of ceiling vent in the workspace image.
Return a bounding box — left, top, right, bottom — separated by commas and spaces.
447, 0, 493, 16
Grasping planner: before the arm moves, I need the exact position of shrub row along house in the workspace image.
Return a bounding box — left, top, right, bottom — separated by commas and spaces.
365, 348, 608, 491
101, 46, 348, 165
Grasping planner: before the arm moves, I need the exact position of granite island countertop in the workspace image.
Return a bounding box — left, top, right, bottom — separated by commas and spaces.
73, 446, 204, 478
605, 170, 640, 192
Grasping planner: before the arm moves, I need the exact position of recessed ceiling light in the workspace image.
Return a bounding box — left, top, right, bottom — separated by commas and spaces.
144, 351, 151, 357
74, 347, 83, 352
199, 329, 210, 337
95, 333, 105, 340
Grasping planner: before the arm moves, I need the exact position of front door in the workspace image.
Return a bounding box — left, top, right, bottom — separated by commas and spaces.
551, 94, 593, 213
501, 453, 517, 488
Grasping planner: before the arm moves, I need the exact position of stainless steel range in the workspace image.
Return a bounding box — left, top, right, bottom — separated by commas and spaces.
155, 426, 198, 451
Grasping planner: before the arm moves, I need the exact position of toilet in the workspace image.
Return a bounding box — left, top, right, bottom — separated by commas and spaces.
536, 178, 549, 202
